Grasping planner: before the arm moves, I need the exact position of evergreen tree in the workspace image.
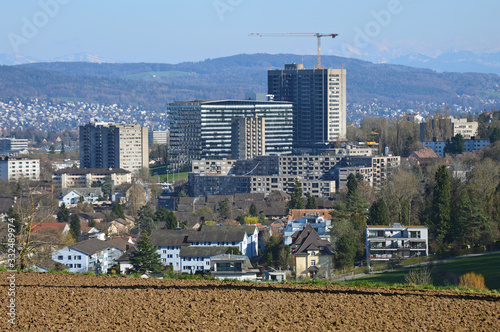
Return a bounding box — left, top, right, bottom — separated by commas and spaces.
249, 202, 258, 217
88, 217, 96, 228
69, 214, 81, 241
432, 165, 451, 245
112, 203, 125, 219
305, 192, 318, 209
368, 197, 390, 225
130, 233, 162, 274
57, 203, 70, 223
137, 205, 156, 235
335, 235, 356, 269
49, 145, 55, 154
218, 198, 232, 221
60, 141, 65, 155
6, 207, 21, 235
452, 191, 491, 247
286, 178, 304, 212
154, 207, 178, 229
102, 176, 113, 200
444, 134, 465, 154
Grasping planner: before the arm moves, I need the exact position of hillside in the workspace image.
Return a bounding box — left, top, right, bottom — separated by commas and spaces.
1, 54, 499, 121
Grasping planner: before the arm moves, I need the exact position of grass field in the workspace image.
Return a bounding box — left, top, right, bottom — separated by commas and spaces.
358, 252, 500, 290
150, 165, 189, 182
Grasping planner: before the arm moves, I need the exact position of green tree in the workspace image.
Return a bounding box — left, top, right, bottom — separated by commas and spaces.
432, 165, 451, 245
137, 205, 156, 235
286, 178, 304, 212
452, 190, 491, 247
155, 207, 178, 229
444, 133, 465, 155
368, 197, 390, 225
57, 203, 70, 223
60, 141, 65, 155
69, 214, 81, 241
112, 203, 126, 219
305, 192, 318, 209
102, 176, 113, 200
130, 233, 162, 274
218, 198, 232, 221
335, 235, 356, 269
88, 217, 96, 228
49, 145, 55, 154
249, 202, 258, 217
489, 127, 500, 143
226, 247, 242, 255
6, 207, 22, 235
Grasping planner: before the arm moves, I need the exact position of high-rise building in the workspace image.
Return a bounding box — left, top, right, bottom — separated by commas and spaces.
231, 116, 265, 160
0, 156, 40, 181
79, 121, 148, 173
268, 64, 346, 152
0, 138, 29, 155
168, 100, 293, 167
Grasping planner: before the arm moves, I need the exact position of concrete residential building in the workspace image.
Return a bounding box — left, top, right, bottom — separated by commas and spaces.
231, 116, 265, 160
423, 138, 490, 157
366, 223, 428, 266
168, 100, 293, 167
52, 168, 131, 189
149, 130, 169, 147
451, 118, 478, 139
268, 63, 347, 151
0, 156, 40, 181
79, 121, 148, 173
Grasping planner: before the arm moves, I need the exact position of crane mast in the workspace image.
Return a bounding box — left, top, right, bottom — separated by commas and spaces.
249, 33, 338, 69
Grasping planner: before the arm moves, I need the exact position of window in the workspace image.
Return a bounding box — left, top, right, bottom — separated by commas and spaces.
167, 254, 173, 258
162, 250, 167, 254
76, 264, 81, 268
311, 260, 316, 266
69, 264, 73, 268
68, 256, 72, 260
57, 255, 63, 260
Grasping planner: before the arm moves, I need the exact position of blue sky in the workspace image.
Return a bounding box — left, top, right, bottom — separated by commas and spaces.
0, 0, 498, 63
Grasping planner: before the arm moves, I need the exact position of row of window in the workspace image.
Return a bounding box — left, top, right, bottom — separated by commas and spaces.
57, 255, 82, 260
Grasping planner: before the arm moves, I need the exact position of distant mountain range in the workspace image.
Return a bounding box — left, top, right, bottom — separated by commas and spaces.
0, 53, 115, 65
388, 50, 500, 76
1, 53, 500, 123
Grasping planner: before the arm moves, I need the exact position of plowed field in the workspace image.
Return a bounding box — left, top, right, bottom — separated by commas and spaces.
1, 272, 499, 331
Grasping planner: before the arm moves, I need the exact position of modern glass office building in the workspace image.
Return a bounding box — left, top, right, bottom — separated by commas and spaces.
168, 100, 293, 168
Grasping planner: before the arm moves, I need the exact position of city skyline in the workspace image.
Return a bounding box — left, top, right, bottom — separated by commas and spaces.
1, 0, 499, 66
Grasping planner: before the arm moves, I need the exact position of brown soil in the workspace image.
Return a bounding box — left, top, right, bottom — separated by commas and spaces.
1, 272, 499, 331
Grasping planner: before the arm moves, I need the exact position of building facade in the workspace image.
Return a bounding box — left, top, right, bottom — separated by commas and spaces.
231, 116, 265, 160
268, 63, 347, 151
451, 118, 478, 139
0, 138, 28, 155
423, 139, 490, 157
52, 168, 131, 188
366, 223, 428, 266
168, 100, 293, 167
79, 121, 148, 173
0, 156, 40, 181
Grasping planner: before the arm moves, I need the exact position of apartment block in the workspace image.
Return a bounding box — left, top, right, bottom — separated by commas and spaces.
231, 116, 265, 160
366, 223, 428, 266
0, 138, 28, 155
0, 156, 40, 181
79, 121, 148, 173
52, 168, 131, 189
451, 118, 478, 139
268, 63, 347, 151
423, 138, 490, 157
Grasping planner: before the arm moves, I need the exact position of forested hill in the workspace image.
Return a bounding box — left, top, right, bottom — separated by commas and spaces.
2, 53, 500, 117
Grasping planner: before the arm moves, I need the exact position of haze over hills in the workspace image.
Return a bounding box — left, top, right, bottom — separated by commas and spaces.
1, 53, 500, 124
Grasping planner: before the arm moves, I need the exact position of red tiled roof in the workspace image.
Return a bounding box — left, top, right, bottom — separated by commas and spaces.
288, 209, 333, 221
32, 222, 68, 233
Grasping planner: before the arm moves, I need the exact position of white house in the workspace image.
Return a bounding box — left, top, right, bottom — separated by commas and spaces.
210, 254, 259, 281
59, 188, 102, 207
51, 238, 129, 273
283, 210, 332, 245
366, 223, 428, 266
151, 225, 258, 273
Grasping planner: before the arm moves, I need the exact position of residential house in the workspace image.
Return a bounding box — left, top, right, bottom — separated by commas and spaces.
59, 188, 102, 206
291, 224, 334, 280
151, 225, 258, 273
210, 254, 259, 281
263, 267, 287, 282
51, 238, 126, 273
408, 147, 439, 169
284, 209, 332, 245
366, 223, 428, 266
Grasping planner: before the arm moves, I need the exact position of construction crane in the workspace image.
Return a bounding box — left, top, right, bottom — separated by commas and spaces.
249, 33, 338, 69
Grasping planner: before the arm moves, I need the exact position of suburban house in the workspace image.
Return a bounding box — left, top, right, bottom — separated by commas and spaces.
284, 209, 332, 245
30, 258, 69, 272
291, 224, 334, 280
59, 188, 102, 206
151, 225, 258, 273
263, 267, 287, 282
210, 254, 259, 281
51, 238, 130, 273
366, 223, 428, 266
32, 222, 70, 235
52, 167, 131, 189
408, 147, 439, 169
